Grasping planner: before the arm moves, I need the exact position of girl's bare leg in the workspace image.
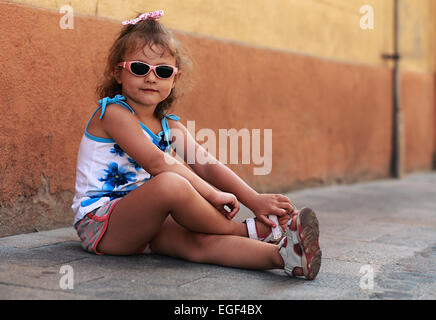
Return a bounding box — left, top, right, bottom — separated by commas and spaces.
98, 172, 249, 255
149, 216, 284, 269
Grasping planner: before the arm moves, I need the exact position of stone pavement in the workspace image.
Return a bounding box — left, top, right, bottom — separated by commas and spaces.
1, 172, 436, 300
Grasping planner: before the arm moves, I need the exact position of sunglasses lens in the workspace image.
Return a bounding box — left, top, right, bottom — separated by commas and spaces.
156, 66, 175, 79
130, 62, 150, 76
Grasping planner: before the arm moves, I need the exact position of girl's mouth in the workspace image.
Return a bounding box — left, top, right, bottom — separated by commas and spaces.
141, 88, 159, 92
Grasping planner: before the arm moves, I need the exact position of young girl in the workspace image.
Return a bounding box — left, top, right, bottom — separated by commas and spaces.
72, 10, 322, 280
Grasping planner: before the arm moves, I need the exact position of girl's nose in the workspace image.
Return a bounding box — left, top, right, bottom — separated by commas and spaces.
144, 70, 158, 82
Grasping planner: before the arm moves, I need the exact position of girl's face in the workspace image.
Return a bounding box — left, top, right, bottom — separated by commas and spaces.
116, 43, 179, 111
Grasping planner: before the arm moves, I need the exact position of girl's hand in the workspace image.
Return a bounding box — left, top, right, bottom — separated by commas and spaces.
250, 194, 295, 228
209, 191, 240, 220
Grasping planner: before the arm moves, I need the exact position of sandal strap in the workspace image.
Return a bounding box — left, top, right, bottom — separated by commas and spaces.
289, 228, 300, 245
245, 218, 259, 240
245, 217, 283, 243
278, 238, 302, 276
287, 212, 300, 245
268, 215, 282, 241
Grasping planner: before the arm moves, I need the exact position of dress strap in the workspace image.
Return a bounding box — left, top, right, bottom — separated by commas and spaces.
161, 113, 180, 138
98, 94, 134, 119
159, 113, 180, 151
163, 113, 180, 121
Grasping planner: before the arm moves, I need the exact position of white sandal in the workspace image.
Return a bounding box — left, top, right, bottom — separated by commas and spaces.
279, 208, 322, 280
278, 214, 304, 277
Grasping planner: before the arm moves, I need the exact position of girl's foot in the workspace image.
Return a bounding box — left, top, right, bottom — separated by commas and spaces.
279, 208, 322, 280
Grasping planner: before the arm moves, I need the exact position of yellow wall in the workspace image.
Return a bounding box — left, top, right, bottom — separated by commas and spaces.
5, 0, 435, 73
399, 0, 436, 73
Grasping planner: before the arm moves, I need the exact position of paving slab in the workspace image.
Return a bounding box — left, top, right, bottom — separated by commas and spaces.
1, 172, 436, 300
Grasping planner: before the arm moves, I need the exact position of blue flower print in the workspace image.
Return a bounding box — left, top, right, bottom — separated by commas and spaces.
99, 162, 136, 190
80, 197, 101, 207
158, 134, 170, 151
110, 144, 125, 157
128, 157, 141, 171
81, 184, 139, 208
151, 133, 171, 151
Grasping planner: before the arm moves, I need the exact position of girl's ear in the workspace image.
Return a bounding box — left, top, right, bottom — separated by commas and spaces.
114, 67, 122, 85
172, 71, 182, 89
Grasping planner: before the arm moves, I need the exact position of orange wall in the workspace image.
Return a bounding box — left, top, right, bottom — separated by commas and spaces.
178, 33, 394, 192
0, 2, 434, 236
0, 3, 119, 235
402, 72, 435, 171
434, 73, 436, 168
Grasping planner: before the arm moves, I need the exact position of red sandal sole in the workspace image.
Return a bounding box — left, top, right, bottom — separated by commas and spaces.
297, 208, 322, 280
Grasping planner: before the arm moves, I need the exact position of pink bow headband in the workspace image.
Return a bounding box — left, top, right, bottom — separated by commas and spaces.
122, 10, 164, 25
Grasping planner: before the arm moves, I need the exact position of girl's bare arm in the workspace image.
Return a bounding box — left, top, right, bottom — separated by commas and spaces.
100, 105, 222, 203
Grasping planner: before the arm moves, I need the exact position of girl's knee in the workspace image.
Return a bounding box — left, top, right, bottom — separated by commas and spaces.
154, 171, 190, 189
151, 171, 194, 200
184, 232, 218, 263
